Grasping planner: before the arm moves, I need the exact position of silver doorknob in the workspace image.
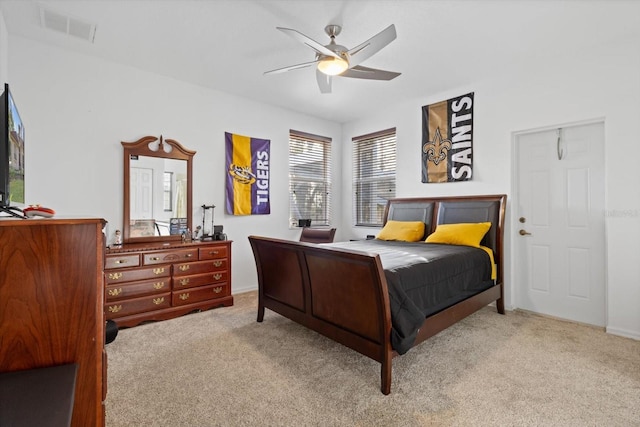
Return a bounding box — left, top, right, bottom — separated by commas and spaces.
519, 229, 531, 236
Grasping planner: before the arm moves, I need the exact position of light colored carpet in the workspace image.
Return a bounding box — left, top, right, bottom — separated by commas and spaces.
106, 291, 640, 426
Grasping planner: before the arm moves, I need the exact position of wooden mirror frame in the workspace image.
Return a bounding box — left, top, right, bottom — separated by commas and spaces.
122, 135, 196, 244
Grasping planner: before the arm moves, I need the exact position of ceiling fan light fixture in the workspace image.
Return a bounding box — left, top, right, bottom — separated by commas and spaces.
317, 56, 349, 76
267, 24, 399, 93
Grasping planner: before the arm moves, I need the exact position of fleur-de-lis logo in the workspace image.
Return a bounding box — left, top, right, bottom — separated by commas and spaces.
422, 127, 452, 166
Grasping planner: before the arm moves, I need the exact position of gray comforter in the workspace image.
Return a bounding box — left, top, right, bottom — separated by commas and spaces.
326, 240, 494, 354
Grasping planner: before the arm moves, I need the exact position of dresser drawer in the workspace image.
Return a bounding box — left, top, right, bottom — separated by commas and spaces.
143, 249, 198, 265
199, 245, 228, 260
172, 283, 230, 306
105, 292, 171, 319
173, 259, 228, 276
173, 271, 228, 290
105, 277, 170, 301
105, 254, 141, 270
105, 265, 170, 284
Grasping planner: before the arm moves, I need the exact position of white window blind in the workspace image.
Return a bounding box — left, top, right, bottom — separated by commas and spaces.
352, 128, 396, 227
289, 130, 332, 227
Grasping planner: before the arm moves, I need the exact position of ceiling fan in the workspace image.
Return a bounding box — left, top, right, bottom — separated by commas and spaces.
264, 24, 401, 94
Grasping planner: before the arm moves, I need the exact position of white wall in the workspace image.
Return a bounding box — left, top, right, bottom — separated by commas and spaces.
342, 37, 640, 339
7, 16, 640, 339
0, 8, 7, 85
7, 36, 342, 294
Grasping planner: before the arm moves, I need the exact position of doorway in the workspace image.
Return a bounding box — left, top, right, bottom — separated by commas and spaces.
130, 167, 153, 220
513, 121, 606, 326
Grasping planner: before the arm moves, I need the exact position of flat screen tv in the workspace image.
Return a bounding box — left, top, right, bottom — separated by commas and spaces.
0, 83, 26, 218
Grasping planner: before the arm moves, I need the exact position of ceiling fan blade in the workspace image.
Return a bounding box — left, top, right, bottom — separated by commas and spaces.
340, 65, 401, 80
347, 24, 397, 68
316, 69, 332, 94
277, 27, 342, 59
264, 59, 319, 75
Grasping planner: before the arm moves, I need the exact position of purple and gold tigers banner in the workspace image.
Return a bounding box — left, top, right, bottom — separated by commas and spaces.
421, 92, 474, 183
225, 132, 270, 215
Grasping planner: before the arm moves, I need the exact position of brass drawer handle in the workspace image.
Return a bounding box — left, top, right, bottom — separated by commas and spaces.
179, 264, 190, 272
153, 297, 164, 305
209, 250, 219, 255
213, 261, 223, 267
108, 272, 123, 280
213, 286, 222, 294
153, 282, 165, 290
179, 293, 190, 301
108, 288, 123, 297
179, 278, 190, 286
115, 259, 128, 264
213, 273, 222, 281
108, 305, 122, 313
153, 267, 165, 275
185, 253, 193, 258
150, 256, 160, 261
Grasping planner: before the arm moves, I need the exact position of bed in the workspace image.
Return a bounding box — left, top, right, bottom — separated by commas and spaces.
248, 194, 506, 394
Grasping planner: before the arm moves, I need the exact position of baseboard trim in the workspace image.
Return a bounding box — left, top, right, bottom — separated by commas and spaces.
606, 326, 640, 341
232, 284, 258, 295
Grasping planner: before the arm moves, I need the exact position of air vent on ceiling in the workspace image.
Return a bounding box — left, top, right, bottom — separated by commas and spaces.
39, 6, 96, 43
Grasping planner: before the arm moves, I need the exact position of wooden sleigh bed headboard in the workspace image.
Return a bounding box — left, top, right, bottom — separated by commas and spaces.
249, 194, 507, 394
383, 194, 506, 287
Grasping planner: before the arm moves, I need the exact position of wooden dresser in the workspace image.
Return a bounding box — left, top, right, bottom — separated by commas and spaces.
0, 218, 106, 427
105, 240, 233, 327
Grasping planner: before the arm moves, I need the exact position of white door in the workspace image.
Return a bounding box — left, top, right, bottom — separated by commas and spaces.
130, 167, 153, 220
514, 121, 605, 326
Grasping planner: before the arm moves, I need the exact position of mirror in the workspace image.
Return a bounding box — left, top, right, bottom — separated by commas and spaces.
122, 135, 195, 243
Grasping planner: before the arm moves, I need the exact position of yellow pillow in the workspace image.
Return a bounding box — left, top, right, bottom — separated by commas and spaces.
425, 222, 492, 247
376, 220, 426, 242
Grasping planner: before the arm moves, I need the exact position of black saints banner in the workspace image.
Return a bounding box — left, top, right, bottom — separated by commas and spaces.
421, 92, 474, 183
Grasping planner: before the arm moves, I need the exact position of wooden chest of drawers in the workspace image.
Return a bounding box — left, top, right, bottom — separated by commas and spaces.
1, 218, 107, 426
105, 240, 233, 327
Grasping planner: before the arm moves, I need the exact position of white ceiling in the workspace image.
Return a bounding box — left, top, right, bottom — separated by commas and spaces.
1, 0, 639, 123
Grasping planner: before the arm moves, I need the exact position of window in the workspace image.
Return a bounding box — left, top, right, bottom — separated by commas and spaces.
352, 128, 396, 226
163, 171, 173, 212
289, 130, 332, 227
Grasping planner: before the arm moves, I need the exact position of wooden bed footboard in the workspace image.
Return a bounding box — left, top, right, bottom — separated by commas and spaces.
248, 236, 396, 393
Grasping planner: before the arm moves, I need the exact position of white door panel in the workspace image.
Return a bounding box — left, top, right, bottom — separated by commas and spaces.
515, 122, 605, 327
131, 167, 153, 220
